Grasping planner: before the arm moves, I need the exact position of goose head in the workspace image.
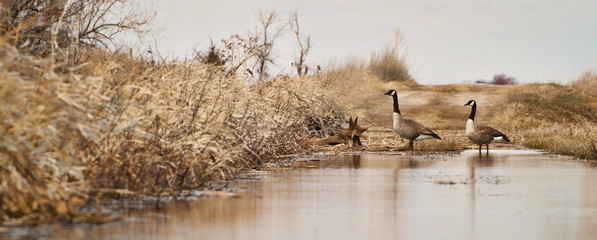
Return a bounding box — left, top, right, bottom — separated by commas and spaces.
464, 100, 476, 106
384, 89, 397, 96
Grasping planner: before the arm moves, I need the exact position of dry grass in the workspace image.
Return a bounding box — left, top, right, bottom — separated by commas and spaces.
311, 61, 463, 152
3, 17, 596, 225
358, 128, 461, 152
316, 67, 597, 158
0, 25, 426, 225
495, 78, 597, 159
430, 83, 513, 93
369, 30, 412, 83
313, 60, 418, 124
1, 42, 85, 224
0, 41, 345, 224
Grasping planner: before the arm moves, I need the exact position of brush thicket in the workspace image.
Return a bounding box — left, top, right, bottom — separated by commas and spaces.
0, 42, 344, 224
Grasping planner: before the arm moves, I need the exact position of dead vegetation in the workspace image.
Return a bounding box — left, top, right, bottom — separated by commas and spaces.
0, 2, 349, 225
369, 31, 413, 83
2, 3, 596, 226
0, 0, 152, 57
495, 76, 597, 159
0, 40, 346, 224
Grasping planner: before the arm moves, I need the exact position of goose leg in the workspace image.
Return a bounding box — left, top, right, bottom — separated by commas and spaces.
486, 144, 489, 154
409, 140, 414, 150
478, 145, 482, 153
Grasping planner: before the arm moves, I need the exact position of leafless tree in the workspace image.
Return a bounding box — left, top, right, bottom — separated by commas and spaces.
250, 10, 286, 83
289, 12, 312, 76
0, 0, 153, 57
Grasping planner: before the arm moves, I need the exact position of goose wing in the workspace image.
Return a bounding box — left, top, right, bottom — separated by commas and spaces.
477, 125, 510, 142
403, 119, 441, 140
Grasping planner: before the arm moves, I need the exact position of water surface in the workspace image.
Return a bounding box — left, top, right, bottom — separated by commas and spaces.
4, 150, 597, 240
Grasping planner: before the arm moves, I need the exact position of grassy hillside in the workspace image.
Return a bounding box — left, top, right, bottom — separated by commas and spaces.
496, 77, 597, 159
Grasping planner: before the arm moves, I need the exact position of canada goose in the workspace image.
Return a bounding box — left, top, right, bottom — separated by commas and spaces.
384, 90, 441, 150
464, 100, 510, 153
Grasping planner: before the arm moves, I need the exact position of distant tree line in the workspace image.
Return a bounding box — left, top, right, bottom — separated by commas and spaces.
476, 73, 517, 85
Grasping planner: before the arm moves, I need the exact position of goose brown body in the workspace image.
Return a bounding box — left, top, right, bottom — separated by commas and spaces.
466, 122, 508, 145
394, 113, 441, 141
385, 90, 441, 150
464, 100, 510, 153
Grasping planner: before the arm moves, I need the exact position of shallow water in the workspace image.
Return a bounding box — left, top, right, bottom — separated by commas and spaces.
4, 150, 597, 240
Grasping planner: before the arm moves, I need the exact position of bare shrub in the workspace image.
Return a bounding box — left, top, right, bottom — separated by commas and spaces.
194, 10, 313, 80
369, 30, 413, 83
196, 40, 228, 68
0, 0, 152, 57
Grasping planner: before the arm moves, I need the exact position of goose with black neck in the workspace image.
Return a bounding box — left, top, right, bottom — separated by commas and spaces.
464, 99, 510, 153
384, 89, 441, 150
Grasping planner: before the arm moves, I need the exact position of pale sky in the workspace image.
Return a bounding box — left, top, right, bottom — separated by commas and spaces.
141, 0, 597, 84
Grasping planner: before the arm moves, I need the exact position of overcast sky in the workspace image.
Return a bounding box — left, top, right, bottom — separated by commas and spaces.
141, 0, 597, 84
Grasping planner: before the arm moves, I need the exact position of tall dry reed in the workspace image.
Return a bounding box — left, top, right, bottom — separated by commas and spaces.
0, 41, 344, 224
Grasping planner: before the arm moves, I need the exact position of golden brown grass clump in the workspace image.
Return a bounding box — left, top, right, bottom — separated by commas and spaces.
1, 42, 86, 224
0, 41, 345, 224
495, 77, 597, 159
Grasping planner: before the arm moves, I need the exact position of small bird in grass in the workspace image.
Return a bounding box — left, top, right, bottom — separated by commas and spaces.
464, 99, 510, 153
384, 89, 441, 150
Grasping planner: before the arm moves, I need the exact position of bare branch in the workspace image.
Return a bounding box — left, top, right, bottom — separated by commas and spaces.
252, 10, 287, 82
289, 12, 313, 76
0, 0, 154, 59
